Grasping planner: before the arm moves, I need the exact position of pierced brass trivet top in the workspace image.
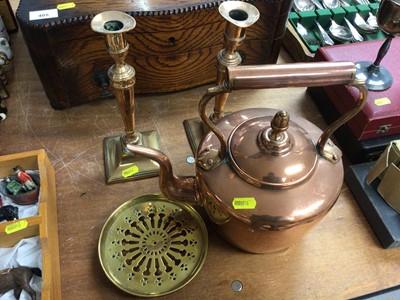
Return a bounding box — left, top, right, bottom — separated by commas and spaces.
98, 194, 208, 297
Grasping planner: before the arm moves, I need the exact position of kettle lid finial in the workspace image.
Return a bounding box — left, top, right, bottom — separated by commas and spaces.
269, 110, 289, 141
259, 110, 292, 156
228, 111, 318, 188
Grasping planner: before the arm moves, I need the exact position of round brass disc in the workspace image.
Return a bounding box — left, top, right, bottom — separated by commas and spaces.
98, 194, 208, 297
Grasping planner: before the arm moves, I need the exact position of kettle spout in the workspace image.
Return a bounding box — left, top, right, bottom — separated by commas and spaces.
126, 144, 198, 204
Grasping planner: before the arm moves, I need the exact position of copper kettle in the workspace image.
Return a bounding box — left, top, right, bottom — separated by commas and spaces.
127, 62, 367, 254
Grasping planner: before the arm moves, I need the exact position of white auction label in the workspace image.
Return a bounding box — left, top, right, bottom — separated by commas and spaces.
29, 9, 58, 21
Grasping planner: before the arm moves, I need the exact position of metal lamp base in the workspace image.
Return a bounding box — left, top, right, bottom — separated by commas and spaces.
355, 61, 393, 91
104, 130, 161, 184
183, 117, 204, 154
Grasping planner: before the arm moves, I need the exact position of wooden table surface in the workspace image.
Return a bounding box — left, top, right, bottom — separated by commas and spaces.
2, 1, 400, 299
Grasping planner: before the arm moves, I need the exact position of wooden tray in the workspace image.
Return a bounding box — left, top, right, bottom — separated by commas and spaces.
0, 149, 61, 300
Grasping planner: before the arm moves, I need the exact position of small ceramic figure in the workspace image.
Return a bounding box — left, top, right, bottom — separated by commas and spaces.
0, 205, 18, 222
0, 267, 41, 300
13, 166, 37, 191
4, 177, 26, 195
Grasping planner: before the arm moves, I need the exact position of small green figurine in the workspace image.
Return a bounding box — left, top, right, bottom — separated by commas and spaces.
4, 176, 26, 195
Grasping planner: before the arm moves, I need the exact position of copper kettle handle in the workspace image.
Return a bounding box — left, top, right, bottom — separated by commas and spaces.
199, 61, 368, 162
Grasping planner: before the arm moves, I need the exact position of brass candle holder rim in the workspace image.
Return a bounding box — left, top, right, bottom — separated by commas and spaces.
218, 0, 260, 28
91, 11, 136, 34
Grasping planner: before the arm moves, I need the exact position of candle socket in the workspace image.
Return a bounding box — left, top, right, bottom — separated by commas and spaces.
183, 1, 259, 153
91, 11, 160, 184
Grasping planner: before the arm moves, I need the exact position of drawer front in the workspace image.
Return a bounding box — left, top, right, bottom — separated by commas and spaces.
58, 39, 278, 108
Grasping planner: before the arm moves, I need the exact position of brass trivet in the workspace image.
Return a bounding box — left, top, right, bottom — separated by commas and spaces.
98, 194, 208, 297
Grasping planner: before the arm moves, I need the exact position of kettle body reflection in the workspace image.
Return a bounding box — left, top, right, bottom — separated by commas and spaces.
127, 62, 368, 253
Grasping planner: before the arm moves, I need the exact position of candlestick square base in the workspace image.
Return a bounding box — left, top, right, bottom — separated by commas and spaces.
104, 130, 160, 184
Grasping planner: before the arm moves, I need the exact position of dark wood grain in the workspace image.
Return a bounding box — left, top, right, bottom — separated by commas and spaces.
15, 0, 292, 109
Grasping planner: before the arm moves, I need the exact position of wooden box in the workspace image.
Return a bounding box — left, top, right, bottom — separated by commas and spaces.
15, 0, 292, 109
0, 149, 61, 300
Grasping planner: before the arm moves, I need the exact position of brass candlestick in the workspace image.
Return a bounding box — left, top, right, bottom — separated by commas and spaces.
91, 11, 160, 184
183, 1, 259, 153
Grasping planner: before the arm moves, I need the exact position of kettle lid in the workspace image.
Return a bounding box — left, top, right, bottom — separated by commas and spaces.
228, 111, 318, 188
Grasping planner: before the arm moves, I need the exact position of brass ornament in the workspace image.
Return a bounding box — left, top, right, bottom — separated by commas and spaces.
98, 194, 208, 297
91, 11, 161, 184
183, 1, 260, 153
